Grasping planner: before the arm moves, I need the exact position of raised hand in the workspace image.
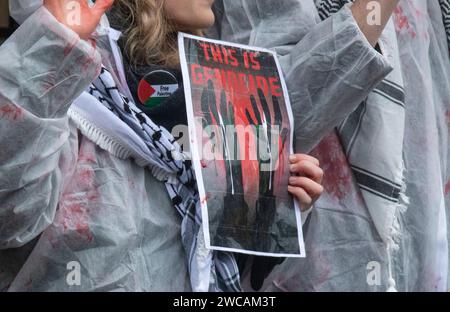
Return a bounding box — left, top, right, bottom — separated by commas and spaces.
200, 80, 250, 246
246, 89, 287, 195
44, 0, 114, 39
350, 0, 401, 47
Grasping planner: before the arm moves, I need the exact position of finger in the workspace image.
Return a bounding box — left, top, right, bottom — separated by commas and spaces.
228, 101, 235, 125
289, 176, 323, 199
201, 89, 212, 124
250, 94, 263, 124
288, 186, 313, 211
290, 160, 324, 183
245, 108, 257, 125
289, 154, 320, 166
258, 88, 271, 124
220, 90, 228, 124
93, 0, 114, 14
207, 81, 221, 125
272, 95, 282, 125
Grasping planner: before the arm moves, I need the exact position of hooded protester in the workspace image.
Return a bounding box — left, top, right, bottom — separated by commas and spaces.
212, 0, 450, 291
0, 0, 324, 291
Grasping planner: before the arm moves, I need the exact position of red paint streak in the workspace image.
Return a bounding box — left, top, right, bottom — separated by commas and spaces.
394, 6, 417, 38
445, 182, 450, 196
79, 40, 99, 74
0, 103, 23, 121
73, 40, 98, 75
78, 167, 95, 187
63, 39, 76, 57
40, 71, 58, 94
78, 151, 96, 164
413, 8, 423, 19
60, 203, 93, 242
394, 6, 409, 31
311, 132, 353, 201
56, 164, 99, 243
88, 38, 97, 50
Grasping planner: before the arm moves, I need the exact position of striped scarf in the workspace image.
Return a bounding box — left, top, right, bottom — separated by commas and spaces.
315, 0, 450, 242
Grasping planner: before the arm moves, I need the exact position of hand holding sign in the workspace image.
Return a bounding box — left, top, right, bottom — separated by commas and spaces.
288, 154, 324, 210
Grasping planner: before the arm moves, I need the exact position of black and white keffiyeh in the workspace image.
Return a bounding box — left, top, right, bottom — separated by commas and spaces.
68, 66, 242, 292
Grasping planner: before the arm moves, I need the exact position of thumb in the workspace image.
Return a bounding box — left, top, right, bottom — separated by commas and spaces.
92, 0, 114, 15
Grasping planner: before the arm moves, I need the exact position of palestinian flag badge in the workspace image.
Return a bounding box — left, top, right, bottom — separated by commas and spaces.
138, 70, 179, 108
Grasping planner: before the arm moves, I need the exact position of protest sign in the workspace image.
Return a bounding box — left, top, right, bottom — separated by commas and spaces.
179, 33, 305, 257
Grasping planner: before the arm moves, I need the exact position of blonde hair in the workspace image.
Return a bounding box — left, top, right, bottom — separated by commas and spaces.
113, 0, 180, 68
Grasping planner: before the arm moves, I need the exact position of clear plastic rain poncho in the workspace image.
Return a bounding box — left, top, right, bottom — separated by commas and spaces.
2, 0, 449, 292
0, 4, 191, 291
212, 0, 450, 292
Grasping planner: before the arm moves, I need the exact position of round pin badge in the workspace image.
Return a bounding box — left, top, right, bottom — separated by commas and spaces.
138, 70, 179, 109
